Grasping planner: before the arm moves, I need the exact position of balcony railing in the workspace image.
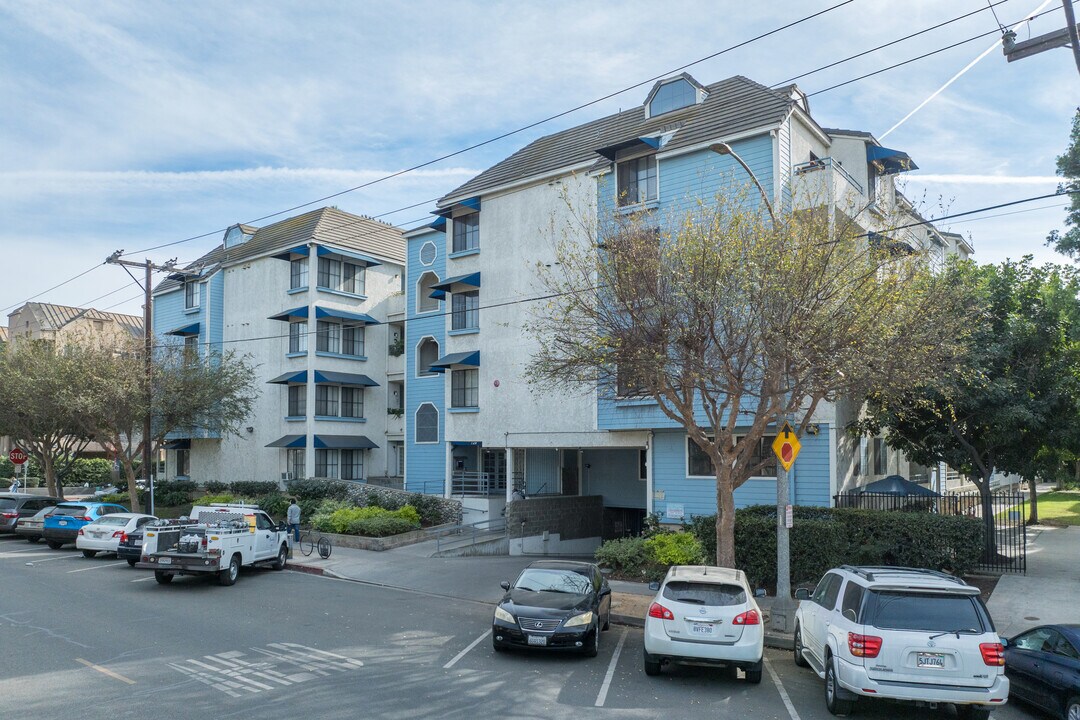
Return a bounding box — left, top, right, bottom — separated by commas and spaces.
792, 157, 865, 215
451, 471, 506, 497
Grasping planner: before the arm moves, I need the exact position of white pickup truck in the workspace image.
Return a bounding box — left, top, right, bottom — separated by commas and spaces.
136, 504, 290, 586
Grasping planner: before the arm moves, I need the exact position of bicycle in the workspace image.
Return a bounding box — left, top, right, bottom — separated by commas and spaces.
298, 526, 333, 559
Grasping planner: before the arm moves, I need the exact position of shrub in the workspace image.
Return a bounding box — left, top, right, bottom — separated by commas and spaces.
311, 504, 420, 535
594, 537, 651, 578
347, 515, 418, 537
199, 494, 236, 505
66, 458, 113, 486
229, 481, 279, 497
99, 493, 131, 505
286, 478, 351, 502
256, 493, 292, 518
407, 493, 449, 526
644, 532, 704, 566
203, 481, 229, 494
157, 490, 193, 507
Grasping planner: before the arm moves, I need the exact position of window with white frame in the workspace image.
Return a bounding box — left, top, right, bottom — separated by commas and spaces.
417, 337, 439, 376
184, 281, 199, 309
315, 385, 339, 416
290, 257, 308, 289
417, 272, 440, 313
687, 434, 778, 478
341, 387, 364, 418
289, 321, 307, 353
415, 403, 439, 443
288, 385, 306, 416
287, 449, 305, 479
452, 213, 479, 253
451, 368, 479, 408
317, 257, 365, 295
617, 154, 657, 206
315, 449, 364, 480
451, 291, 479, 330
316, 321, 364, 357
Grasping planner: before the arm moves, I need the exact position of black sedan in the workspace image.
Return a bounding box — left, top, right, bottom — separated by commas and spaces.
1004, 624, 1080, 720
116, 527, 145, 566
492, 560, 612, 657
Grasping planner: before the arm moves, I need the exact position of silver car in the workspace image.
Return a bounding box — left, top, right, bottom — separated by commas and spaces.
0, 493, 61, 534
14, 504, 57, 543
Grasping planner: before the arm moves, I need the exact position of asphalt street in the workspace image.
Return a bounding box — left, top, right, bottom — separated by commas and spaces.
0, 535, 1046, 720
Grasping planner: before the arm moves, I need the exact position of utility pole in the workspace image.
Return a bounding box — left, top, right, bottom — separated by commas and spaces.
104, 251, 194, 513
1002, 1, 1080, 75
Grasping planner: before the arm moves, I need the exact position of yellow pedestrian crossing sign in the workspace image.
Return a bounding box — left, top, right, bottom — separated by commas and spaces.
772, 421, 801, 472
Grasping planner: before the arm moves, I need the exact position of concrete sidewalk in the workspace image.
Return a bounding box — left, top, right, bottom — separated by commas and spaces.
986, 524, 1080, 638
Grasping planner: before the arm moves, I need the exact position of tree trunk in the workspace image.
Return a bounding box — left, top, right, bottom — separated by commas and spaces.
42, 452, 59, 498
975, 473, 998, 562
122, 459, 141, 513
1027, 477, 1039, 525
715, 470, 736, 567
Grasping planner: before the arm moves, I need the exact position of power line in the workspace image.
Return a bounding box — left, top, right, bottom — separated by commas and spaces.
1, 265, 103, 314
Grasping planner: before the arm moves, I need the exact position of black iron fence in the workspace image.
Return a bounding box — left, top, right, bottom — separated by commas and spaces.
833, 490, 1027, 574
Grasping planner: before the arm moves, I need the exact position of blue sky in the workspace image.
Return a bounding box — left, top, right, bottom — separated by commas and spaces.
1, 0, 1076, 318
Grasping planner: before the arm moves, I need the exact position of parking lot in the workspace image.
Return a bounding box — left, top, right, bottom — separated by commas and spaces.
0, 535, 1044, 720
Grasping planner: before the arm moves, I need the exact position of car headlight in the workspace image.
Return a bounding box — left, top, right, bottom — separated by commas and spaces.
563, 611, 594, 628
494, 606, 516, 623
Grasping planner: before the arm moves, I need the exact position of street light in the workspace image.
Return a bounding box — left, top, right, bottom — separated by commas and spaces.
708, 142, 777, 224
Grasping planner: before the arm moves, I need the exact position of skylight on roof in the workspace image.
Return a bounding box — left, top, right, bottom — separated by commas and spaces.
648, 79, 699, 117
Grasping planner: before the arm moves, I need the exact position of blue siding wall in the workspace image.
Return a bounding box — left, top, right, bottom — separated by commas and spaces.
582, 448, 646, 509
153, 288, 187, 347
651, 425, 831, 521
405, 227, 447, 494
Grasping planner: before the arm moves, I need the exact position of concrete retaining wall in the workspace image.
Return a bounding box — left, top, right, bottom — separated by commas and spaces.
505, 495, 603, 557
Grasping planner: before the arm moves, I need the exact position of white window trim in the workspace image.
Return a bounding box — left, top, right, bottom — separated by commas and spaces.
614, 152, 660, 209
414, 335, 440, 378
416, 271, 441, 315
414, 402, 439, 445
684, 433, 779, 480
419, 240, 438, 266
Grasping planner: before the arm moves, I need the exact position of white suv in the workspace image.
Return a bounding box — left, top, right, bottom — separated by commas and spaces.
793, 565, 1009, 718
643, 565, 764, 682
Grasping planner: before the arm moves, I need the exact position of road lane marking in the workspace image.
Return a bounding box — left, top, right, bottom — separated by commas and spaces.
764, 656, 802, 720
22, 554, 81, 564
443, 629, 491, 669
594, 628, 628, 708
76, 658, 136, 685
131, 575, 156, 582
1, 546, 49, 553
68, 561, 127, 573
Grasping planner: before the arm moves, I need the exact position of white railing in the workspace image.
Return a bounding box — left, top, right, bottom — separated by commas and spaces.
451, 471, 506, 497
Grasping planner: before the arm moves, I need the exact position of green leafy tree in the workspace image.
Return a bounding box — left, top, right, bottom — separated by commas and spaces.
861, 258, 1080, 551
527, 192, 974, 568
1048, 109, 1080, 258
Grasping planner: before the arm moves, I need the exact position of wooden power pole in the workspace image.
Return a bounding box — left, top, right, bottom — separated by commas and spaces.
1002, 0, 1080, 75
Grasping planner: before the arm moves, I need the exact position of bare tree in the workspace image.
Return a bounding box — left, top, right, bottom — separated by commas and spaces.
527, 191, 974, 569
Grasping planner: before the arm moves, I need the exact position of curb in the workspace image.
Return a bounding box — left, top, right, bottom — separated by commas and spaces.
764, 632, 794, 650
611, 613, 644, 628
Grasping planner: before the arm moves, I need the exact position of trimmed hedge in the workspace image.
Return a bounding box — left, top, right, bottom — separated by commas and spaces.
594, 532, 703, 581
228, 481, 280, 497
311, 503, 421, 535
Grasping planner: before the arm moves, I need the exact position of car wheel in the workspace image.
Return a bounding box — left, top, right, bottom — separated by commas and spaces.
46, 540, 63, 550
82, 549, 97, 558
218, 554, 240, 586
154, 571, 173, 585
127, 558, 137, 567
824, 653, 854, 716
793, 621, 809, 667
1065, 696, 1080, 720
583, 627, 599, 658
602, 610, 610, 631
272, 544, 288, 571
643, 649, 661, 676
744, 660, 763, 684
955, 706, 991, 720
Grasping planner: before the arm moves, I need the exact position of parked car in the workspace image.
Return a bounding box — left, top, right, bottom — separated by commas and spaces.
0, 493, 61, 534
642, 565, 763, 682
492, 560, 611, 656
76, 513, 157, 558
13, 505, 57, 543
1003, 624, 1080, 719
793, 565, 1009, 719
92, 485, 120, 498
41, 502, 128, 549
116, 526, 147, 566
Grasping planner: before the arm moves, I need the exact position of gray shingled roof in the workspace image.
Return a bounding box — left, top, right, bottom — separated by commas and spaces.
439, 75, 802, 206
13, 302, 144, 336
153, 207, 406, 295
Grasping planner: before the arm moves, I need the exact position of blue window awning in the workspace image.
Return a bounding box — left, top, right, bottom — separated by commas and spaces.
267, 370, 308, 385
868, 231, 917, 255
432, 196, 481, 219
271, 245, 310, 261
429, 215, 447, 231
165, 322, 200, 337
867, 145, 918, 175
269, 306, 309, 322
430, 350, 480, 373
314, 307, 380, 325
315, 244, 383, 267
313, 435, 379, 450
428, 272, 481, 299
313, 370, 379, 387
266, 434, 306, 448
450, 441, 481, 447
595, 132, 675, 161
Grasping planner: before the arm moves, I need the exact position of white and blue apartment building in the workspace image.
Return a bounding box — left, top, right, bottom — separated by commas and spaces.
153, 208, 407, 486
404, 74, 972, 548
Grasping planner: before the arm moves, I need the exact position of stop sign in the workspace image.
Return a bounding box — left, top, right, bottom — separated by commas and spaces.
8, 447, 28, 465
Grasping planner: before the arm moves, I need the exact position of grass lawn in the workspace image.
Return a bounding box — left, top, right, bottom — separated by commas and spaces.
1033, 490, 1080, 526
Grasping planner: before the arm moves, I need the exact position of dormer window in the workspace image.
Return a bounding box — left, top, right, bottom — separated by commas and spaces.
645, 75, 706, 118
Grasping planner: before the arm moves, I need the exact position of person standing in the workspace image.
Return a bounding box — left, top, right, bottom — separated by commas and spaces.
286, 498, 301, 545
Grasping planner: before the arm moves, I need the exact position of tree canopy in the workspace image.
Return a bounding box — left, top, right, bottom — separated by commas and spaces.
1048, 109, 1080, 259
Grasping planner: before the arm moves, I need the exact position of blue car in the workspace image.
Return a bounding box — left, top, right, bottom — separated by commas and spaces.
1003, 624, 1080, 720
42, 502, 128, 549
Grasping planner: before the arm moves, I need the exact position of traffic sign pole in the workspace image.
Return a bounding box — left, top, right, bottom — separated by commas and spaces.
771, 421, 799, 633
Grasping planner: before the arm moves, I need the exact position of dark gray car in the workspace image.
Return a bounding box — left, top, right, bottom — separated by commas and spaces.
0, 493, 61, 534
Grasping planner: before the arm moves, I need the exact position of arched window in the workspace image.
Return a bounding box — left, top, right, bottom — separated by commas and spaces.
415, 403, 439, 444
416, 337, 439, 377
417, 271, 440, 313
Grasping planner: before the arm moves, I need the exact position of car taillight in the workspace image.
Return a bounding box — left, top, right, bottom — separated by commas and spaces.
648, 602, 675, 620
202, 535, 208, 549
81, 517, 93, 522
980, 643, 1005, 666
113, 531, 125, 538
733, 609, 760, 625
848, 633, 882, 658
1, 512, 17, 519
77, 528, 84, 536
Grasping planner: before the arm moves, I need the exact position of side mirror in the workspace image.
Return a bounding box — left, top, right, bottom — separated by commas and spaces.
500, 581, 511, 591
999, 637, 1009, 648
277, 522, 288, 532
795, 588, 811, 601
648, 581, 661, 592
599, 586, 611, 596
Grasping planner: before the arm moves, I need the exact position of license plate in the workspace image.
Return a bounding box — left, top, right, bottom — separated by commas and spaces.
157, 557, 172, 565
527, 635, 548, 647
917, 652, 945, 668
691, 622, 716, 636
59, 520, 68, 525
134, 539, 142, 546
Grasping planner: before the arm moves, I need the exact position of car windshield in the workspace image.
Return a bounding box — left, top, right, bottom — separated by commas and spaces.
868, 591, 984, 633
515, 568, 592, 595
92, 516, 129, 526
50, 505, 88, 517
0, 498, 17, 509
663, 581, 747, 606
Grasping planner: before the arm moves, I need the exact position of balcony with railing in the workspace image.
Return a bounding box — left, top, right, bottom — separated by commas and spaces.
451, 471, 506, 497
791, 157, 865, 218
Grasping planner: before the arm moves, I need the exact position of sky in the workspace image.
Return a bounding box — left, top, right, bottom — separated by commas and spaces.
1, 0, 1077, 320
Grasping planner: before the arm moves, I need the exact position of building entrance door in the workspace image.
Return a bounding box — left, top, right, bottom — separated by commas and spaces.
561, 449, 580, 496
